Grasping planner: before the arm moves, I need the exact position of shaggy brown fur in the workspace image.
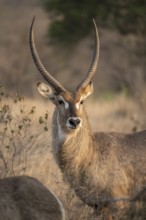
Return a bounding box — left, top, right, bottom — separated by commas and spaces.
52, 105, 146, 218
0, 176, 65, 220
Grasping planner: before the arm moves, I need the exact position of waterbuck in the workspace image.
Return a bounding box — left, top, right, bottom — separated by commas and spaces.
30, 17, 146, 218
0, 176, 65, 220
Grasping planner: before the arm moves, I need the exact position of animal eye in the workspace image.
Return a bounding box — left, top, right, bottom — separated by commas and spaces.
80, 100, 84, 105
58, 100, 64, 105
51, 97, 55, 101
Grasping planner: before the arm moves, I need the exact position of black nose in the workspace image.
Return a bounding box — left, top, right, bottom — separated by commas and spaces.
68, 118, 81, 129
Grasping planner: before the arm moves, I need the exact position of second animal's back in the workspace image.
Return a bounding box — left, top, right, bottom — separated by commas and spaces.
0, 175, 65, 220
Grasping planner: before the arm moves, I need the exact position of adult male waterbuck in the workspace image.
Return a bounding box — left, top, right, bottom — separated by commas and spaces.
30, 17, 146, 218
0, 175, 65, 220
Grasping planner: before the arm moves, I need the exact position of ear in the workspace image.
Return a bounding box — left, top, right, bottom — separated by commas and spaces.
37, 82, 56, 103
81, 81, 93, 100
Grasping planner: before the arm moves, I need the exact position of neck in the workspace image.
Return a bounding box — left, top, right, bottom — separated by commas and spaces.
52, 107, 93, 172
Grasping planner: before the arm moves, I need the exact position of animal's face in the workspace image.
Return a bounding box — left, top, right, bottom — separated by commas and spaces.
37, 82, 93, 132
30, 17, 99, 134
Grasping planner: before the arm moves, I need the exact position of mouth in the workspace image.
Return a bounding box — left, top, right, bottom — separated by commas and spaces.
66, 122, 82, 131
68, 125, 78, 130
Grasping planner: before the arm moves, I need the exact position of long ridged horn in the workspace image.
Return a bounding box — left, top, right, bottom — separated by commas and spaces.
29, 17, 66, 94
76, 19, 100, 91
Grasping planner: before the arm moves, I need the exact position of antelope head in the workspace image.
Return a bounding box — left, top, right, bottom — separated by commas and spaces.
30, 18, 100, 133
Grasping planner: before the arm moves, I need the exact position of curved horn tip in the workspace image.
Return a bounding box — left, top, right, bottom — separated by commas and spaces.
92, 18, 96, 24
92, 18, 98, 31
30, 16, 36, 29
76, 18, 99, 91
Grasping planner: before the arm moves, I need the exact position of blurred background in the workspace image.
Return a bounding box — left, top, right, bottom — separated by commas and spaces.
0, 0, 146, 99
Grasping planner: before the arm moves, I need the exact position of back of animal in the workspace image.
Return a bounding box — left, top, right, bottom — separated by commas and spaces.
0, 175, 65, 220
